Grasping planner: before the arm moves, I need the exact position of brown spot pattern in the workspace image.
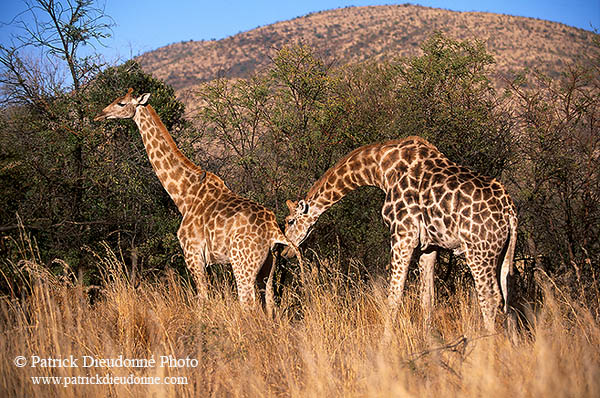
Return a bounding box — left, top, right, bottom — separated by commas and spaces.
284, 135, 518, 332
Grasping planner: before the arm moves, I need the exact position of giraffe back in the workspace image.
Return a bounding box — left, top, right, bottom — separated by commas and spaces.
378, 137, 516, 254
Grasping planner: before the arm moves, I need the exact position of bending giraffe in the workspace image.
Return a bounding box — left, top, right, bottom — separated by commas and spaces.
94, 88, 300, 315
283, 136, 518, 331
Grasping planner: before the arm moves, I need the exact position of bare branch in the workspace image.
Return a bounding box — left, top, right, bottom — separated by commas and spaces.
0, 0, 114, 100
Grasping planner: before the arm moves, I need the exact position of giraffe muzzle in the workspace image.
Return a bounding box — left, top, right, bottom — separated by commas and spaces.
93, 112, 107, 121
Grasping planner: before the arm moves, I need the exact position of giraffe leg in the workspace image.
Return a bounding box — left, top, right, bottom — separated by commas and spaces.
387, 244, 412, 312
231, 260, 257, 309
466, 252, 502, 332
419, 249, 437, 330
265, 251, 276, 319
383, 231, 418, 339
183, 250, 209, 299
230, 239, 270, 311
256, 249, 276, 318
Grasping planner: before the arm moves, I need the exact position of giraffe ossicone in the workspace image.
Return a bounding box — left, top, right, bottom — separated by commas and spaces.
95, 88, 301, 315
284, 136, 518, 332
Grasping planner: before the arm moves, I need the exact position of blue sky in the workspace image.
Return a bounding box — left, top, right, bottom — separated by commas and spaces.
1, 0, 598, 64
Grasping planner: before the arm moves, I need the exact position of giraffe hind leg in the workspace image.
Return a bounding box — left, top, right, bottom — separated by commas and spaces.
265, 253, 276, 319
230, 243, 270, 312
256, 249, 276, 318
232, 264, 257, 309
467, 253, 502, 332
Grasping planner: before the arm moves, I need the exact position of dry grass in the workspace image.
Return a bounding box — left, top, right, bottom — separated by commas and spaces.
1, 238, 599, 397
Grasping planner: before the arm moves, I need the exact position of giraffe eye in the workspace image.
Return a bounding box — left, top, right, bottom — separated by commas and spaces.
117, 102, 126, 107
287, 219, 296, 226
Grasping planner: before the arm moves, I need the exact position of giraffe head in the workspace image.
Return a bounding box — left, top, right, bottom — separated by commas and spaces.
94, 88, 151, 121
284, 199, 317, 248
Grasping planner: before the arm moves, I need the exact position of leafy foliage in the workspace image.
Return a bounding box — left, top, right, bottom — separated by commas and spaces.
507, 48, 600, 300
197, 36, 514, 273
392, 33, 513, 177
1, 60, 193, 283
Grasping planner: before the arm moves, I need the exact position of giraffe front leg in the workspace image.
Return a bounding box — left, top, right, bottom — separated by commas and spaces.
184, 250, 209, 299
178, 224, 209, 299
232, 260, 257, 309
384, 233, 417, 340
419, 249, 437, 331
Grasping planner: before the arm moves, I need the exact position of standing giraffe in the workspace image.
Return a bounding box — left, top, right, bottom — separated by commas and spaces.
283, 136, 517, 331
94, 88, 299, 315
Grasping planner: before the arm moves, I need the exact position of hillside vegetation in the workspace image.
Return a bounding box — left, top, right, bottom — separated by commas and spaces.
137, 4, 596, 103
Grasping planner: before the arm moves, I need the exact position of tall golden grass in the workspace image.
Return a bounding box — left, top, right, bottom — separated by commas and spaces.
1, 232, 599, 397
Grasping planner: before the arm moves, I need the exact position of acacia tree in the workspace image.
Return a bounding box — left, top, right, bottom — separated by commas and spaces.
1, 0, 113, 106
1, 0, 113, 221
1, 1, 114, 268
392, 33, 513, 178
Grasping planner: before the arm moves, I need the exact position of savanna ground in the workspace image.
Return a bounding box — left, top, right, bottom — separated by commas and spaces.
1, 229, 599, 398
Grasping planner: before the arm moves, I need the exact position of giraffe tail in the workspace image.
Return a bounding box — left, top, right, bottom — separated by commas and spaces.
500, 213, 518, 314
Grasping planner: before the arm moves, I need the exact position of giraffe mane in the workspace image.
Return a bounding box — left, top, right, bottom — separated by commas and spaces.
305, 142, 380, 200
305, 136, 440, 201
145, 105, 205, 176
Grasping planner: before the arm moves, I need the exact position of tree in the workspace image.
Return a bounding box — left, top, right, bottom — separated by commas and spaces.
0, 2, 195, 286
1, 0, 113, 98
0, 0, 113, 232
196, 36, 514, 275
393, 32, 513, 178
508, 49, 600, 302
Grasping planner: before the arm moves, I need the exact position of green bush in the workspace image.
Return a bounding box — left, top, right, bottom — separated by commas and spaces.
1, 61, 193, 285
196, 35, 513, 275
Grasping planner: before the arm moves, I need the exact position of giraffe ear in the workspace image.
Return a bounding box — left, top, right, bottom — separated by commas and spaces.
137, 93, 151, 105
298, 200, 309, 215
286, 200, 296, 213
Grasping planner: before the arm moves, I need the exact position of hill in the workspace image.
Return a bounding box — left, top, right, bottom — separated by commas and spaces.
136, 4, 597, 106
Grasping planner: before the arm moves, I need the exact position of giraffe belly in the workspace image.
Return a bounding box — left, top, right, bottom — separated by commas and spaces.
183, 223, 230, 265
206, 249, 229, 264
422, 233, 462, 253
419, 192, 465, 253
204, 235, 230, 264
420, 218, 462, 253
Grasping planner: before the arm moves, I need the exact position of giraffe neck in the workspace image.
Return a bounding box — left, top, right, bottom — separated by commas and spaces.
306, 143, 385, 217
133, 105, 204, 213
